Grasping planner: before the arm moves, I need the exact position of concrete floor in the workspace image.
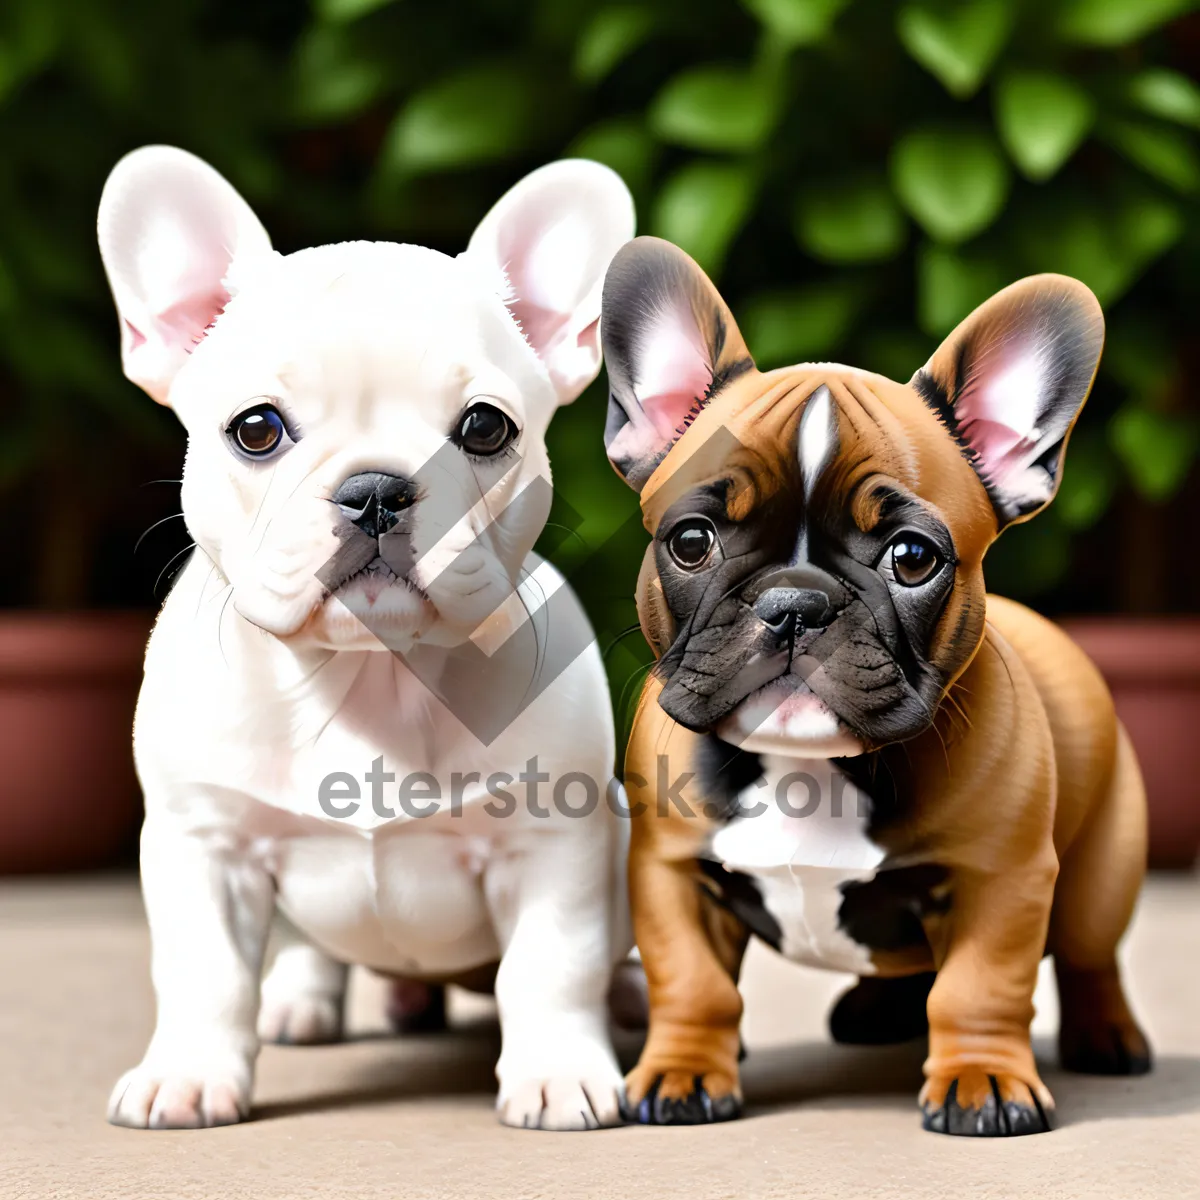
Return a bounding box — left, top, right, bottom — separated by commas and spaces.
1, 872, 1198, 1199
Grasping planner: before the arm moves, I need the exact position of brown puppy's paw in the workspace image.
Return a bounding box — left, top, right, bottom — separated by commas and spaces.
829, 972, 934, 1046
1060, 1020, 1152, 1076
621, 1067, 741, 1125
921, 1069, 1054, 1137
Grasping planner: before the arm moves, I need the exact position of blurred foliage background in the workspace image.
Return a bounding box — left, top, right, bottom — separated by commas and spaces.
0, 0, 1197, 729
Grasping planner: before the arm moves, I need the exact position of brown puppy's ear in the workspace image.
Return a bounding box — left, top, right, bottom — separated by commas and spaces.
601, 236, 754, 490
913, 274, 1104, 529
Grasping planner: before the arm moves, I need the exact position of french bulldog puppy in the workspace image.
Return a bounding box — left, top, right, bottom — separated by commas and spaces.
601, 237, 1150, 1136
98, 147, 635, 1130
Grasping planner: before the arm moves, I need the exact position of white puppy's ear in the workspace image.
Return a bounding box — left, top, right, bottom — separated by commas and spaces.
97, 146, 273, 405
914, 274, 1104, 528
464, 159, 635, 405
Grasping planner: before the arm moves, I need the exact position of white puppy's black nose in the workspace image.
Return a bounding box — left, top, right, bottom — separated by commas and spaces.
333, 472, 416, 539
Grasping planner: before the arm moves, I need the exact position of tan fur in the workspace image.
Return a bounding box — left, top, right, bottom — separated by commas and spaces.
619, 284, 1147, 1125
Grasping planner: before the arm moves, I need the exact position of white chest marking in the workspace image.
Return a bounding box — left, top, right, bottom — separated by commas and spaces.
707, 755, 884, 974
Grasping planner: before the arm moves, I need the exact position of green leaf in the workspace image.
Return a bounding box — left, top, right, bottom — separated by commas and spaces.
649, 65, 783, 152
740, 282, 862, 367
1015, 189, 1183, 305
567, 118, 658, 197
897, 0, 1012, 99
651, 160, 756, 276
1055, 431, 1118, 530
1100, 119, 1200, 193
740, 0, 850, 46
917, 243, 1009, 336
890, 126, 1011, 243
314, 0, 399, 22
1127, 69, 1200, 130
1110, 404, 1199, 502
381, 64, 539, 174
994, 70, 1095, 181
793, 175, 907, 263
292, 26, 387, 122
574, 8, 655, 83
1058, 0, 1196, 46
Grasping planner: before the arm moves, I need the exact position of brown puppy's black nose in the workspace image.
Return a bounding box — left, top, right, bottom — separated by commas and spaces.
754, 587, 832, 634
332, 472, 416, 539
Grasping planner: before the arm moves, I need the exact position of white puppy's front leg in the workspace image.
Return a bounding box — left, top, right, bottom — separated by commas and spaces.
109, 818, 275, 1129
258, 915, 348, 1045
486, 829, 623, 1131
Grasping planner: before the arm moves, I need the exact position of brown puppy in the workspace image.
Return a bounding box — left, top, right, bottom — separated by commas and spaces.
601, 237, 1150, 1136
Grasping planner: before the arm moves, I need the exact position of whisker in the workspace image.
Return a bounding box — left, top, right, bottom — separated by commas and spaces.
134, 512, 186, 555
154, 543, 196, 598
540, 521, 590, 557
140, 479, 182, 487
616, 660, 654, 741
217, 587, 235, 667
603, 623, 645, 661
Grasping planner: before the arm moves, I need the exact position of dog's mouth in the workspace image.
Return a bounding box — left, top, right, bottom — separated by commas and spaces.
333, 555, 412, 603
309, 552, 434, 650
716, 674, 864, 758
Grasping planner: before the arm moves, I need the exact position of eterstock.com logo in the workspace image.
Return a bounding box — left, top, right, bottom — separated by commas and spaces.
316, 756, 870, 822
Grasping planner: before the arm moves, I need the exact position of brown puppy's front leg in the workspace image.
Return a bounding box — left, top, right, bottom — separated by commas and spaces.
623, 841, 747, 1125
921, 859, 1058, 1137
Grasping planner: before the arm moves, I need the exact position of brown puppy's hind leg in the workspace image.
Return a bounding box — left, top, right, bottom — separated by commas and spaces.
623, 855, 748, 1125
1051, 724, 1152, 1076
829, 972, 935, 1046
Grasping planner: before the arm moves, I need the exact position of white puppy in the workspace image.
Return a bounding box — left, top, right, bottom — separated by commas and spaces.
98, 147, 635, 1131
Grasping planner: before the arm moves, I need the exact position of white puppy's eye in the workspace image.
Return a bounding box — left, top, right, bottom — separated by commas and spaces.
226, 403, 295, 461
453, 402, 518, 457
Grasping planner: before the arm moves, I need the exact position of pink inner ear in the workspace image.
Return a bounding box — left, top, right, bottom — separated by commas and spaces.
499, 210, 593, 361
954, 337, 1049, 483
507, 296, 569, 363
635, 299, 714, 437
957, 417, 1027, 479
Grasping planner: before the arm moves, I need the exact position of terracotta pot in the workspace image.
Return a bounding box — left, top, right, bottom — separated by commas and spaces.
0, 612, 150, 873
1060, 617, 1200, 870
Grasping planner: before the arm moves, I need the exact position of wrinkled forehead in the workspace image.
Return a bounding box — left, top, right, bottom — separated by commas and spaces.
639, 365, 991, 533
179, 242, 550, 413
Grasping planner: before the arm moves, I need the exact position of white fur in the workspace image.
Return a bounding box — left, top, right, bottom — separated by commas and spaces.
98, 147, 635, 1131
708, 756, 883, 974
797, 383, 837, 500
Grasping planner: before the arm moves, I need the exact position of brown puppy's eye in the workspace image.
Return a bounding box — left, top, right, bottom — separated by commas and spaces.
667, 518, 716, 570
455, 402, 518, 457
228, 403, 289, 459
887, 536, 941, 587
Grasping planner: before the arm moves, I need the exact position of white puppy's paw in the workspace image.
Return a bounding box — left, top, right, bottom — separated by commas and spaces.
498, 1055, 624, 1131
108, 1064, 251, 1130
257, 993, 343, 1045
